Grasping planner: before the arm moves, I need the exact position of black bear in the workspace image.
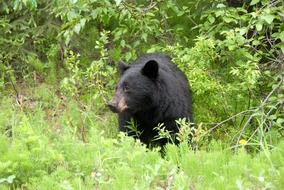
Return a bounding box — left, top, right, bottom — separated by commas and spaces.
107, 52, 193, 146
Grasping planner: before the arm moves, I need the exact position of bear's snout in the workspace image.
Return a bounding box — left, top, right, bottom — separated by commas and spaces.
107, 99, 119, 113
107, 95, 128, 113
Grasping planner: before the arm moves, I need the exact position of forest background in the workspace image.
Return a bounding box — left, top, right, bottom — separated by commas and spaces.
0, 0, 284, 189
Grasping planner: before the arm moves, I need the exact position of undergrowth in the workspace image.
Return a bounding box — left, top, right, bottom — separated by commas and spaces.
1, 0, 284, 189
0, 84, 283, 190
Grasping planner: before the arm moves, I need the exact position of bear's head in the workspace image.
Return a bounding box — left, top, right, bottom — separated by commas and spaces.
107, 59, 159, 114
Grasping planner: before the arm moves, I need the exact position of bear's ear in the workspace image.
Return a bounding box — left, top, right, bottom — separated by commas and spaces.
142, 60, 159, 79
118, 60, 129, 75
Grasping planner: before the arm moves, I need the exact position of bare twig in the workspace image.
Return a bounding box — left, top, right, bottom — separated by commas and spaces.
235, 75, 284, 148
143, 0, 157, 12
187, 15, 198, 26
6, 68, 21, 105
207, 109, 256, 133
239, 90, 252, 127
247, 100, 283, 142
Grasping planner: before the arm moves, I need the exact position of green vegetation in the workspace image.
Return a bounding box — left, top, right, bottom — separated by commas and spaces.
0, 0, 284, 189
1, 86, 284, 189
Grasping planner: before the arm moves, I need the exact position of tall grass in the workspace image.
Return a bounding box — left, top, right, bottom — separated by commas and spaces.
0, 84, 283, 189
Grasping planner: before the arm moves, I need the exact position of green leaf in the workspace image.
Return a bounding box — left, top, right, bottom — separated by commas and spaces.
261, 14, 274, 24
251, 12, 257, 18
67, 10, 77, 21
256, 23, 263, 31
208, 16, 215, 24
13, 0, 21, 11
120, 40, 125, 47
250, 0, 260, 5
252, 40, 260, 46
276, 118, 284, 125
146, 12, 155, 17
275, 31, 284, 42
141, 33, 147, 42
223, 17, 235, 23
115, 0, 123, 6
74, 24, 81, 34
125, 52, 132, 61
280, 44, 284, 54
7, 175, 16, 184
22, 0, 37, 10
239, 28, 247, 35
279, 32, 284, 42
216, 4, 226, 8
80, 18, 86, 28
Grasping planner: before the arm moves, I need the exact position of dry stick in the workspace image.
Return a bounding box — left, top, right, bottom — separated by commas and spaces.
187, 15, 198, 26
266, 28, 274, 48
239, 90, 252, 127
247, 101, 282, 142
143, 0, 157, 12
207, 109, 256, 133
235, 76, 284, 149
7, 69, 20, 105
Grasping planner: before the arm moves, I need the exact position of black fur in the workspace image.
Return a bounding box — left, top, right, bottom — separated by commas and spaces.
108, 52, 193, 146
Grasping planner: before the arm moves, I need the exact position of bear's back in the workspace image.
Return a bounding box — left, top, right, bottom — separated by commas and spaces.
132, 52, 192, 119
131, 53, 187, 81
132, 52, 173, 70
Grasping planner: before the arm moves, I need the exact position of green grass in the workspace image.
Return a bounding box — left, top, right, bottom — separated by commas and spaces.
0, 84, 283, 189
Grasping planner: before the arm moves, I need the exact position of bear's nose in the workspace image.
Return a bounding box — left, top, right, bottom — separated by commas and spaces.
107, 100, 118, 113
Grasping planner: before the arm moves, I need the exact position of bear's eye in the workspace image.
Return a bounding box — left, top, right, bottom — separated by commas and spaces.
123, 84, 130, 92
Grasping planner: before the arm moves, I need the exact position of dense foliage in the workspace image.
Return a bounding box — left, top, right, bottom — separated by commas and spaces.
0, 0, 284, 189
0, 86, 284, 189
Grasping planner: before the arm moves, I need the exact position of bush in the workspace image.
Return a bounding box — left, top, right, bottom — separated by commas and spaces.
0, 0, 284, 189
